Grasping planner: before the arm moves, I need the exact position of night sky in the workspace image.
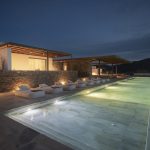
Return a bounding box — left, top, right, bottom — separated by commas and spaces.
0, 0, 150, 60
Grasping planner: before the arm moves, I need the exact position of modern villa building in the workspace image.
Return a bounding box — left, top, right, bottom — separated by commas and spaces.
0, 42, 129, 92
0, 42, 71, 71
0, 42, 129, 76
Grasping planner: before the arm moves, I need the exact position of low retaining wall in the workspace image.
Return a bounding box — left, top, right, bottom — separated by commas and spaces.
0, 71, 78, 92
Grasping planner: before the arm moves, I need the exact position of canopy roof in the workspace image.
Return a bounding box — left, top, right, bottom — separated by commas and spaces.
0, 42, 71, 57
55, 55, 129, 64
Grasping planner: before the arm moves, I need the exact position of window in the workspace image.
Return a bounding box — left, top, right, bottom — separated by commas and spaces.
28, 58, 46, 71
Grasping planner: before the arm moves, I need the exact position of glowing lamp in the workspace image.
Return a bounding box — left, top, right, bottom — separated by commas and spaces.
92, 72, 97, 76
83, 78, 86, 81
60, 81, 65, 85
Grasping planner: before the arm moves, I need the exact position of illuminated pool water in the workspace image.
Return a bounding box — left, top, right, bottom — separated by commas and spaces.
6, 77, 150, 150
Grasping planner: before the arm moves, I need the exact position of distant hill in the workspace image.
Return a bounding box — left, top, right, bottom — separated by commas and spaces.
118, 58, 150, 73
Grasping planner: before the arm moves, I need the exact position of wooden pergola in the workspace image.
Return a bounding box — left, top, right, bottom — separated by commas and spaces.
0, 42, 71, 71
55, 55, 129, 76
55, 55, 129, 63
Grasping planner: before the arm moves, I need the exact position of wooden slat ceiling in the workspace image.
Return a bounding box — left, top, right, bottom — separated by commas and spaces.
54, 55, 129, 64
0, 42, 71, 58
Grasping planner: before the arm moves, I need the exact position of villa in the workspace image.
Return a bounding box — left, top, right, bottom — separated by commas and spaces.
0, 42, 71, 71
0, 42, 129, 92
0, 42, 129, 75
0, 42, 150, 150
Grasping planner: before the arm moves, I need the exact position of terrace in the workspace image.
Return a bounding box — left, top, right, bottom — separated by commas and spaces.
0, 42, 150, 150
1, 77, 150, 150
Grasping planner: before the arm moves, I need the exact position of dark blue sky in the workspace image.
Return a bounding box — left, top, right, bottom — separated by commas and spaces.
0, 0, 150, 60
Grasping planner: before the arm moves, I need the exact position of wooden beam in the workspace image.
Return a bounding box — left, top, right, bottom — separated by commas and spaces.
112, 64, 114, 75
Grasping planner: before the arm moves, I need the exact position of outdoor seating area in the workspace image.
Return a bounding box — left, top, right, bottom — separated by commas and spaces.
13, 77, 114, 98
14, 85, 45, 98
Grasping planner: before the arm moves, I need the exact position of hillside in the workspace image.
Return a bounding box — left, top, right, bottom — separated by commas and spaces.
118, 58, 150, 73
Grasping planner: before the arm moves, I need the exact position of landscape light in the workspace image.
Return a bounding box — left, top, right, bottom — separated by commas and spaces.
60, 80, 65, 85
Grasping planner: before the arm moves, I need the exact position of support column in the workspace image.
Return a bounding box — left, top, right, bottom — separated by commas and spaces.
46, 51, 49, 71
98, 60, 101, 76
115, 65, 118, 75
112, 64, 114, 75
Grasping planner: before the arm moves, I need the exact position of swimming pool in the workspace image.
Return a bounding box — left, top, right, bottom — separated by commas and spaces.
6, 77, 150, 150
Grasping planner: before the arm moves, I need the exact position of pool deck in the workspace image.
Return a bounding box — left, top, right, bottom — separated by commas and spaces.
0, 78, 150, 150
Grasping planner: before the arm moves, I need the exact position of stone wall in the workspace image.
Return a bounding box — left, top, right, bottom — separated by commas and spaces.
0, 71, 78, 92
54, 61, 92, 77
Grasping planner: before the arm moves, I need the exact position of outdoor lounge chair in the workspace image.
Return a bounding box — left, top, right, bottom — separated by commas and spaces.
76, 79, 86, 88
14, 85, 45, 98
63, 80, 76, 91
92, 78, 101, 84
51, 82, 63, 94
38, 84, 53, 94
101, 78, 106, 83
86, 79, 95, 86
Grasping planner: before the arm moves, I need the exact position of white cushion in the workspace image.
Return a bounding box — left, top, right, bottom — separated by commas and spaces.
39, 84, 48, 88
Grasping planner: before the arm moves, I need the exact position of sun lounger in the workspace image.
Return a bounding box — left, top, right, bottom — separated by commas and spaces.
91, 78, 101, 84
14, 85, 45, 98
51, 83, 63, 94
76, 79, 86, 88
63, 80, 76, 91
86, 79, 95, 86
38, 84, 53, 94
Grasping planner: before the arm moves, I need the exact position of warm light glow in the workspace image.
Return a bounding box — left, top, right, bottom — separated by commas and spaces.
83, 78, 86, 81
64, 64, 67, 71
13, 83, 30, 91
15, 86, 20, 91
92, 68, 98, 76
60, 81, 65, 85
92, 72, 97, 76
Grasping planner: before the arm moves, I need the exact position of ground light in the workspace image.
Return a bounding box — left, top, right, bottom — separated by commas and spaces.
60, 80, 66, 85
82, 78, 86, 81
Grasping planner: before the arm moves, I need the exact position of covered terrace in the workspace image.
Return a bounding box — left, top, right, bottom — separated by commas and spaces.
55, 55, 129, 76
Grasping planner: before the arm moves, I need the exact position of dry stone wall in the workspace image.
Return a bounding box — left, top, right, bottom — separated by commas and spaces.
0, 71, 77, 92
